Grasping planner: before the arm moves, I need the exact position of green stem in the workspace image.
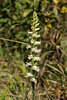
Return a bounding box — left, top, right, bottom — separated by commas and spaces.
32, 82, 36, 100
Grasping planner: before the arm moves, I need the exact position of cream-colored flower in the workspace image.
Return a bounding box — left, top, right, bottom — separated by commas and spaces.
29, 36, 31, 39
32, 34, 40, 38
33, 57, 41, 61
30, 78, 37, 84
26, 73, 33, 77
35, 28, 40, 31
32, 66, 40, 72
32, 48, 41, 53
34, 41, 41, 45
26, 62, 32, 66
28, 55, 33, 60
28, 32, 33, 34
35, 49, 41, 53
31, 39, 34, 44
31, 48, 36, 51
26, 45, 31, 49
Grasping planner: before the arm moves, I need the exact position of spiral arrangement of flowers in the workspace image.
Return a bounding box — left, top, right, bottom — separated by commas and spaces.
25, 11, 41, 84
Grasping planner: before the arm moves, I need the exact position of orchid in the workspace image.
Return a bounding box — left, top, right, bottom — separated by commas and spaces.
25, 11, 41, 100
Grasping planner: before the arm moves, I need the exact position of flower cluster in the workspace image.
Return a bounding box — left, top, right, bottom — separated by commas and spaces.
25, 11, 41, 84
60, 6, 67, 13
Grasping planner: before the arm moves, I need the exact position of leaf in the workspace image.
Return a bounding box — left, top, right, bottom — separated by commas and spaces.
0, 47, 3, 57
57, 64, 64, 74
4, 62, 8, 67
53, 6, 58, 16
18, 62, 26, 76
14, 72, 24, 92
12, 15, 17, 20
4, 0, 8, 3
44, 75, 50, 85
45, 63, 62, 74
0, 18, 9, 23
23, 9, 33, 17
41, 51, 54, 59
53, 6, 59, 20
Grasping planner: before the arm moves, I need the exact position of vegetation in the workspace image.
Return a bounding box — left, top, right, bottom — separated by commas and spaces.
0, 0, 67, 100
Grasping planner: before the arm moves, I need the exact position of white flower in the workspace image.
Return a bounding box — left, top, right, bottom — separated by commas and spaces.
25, 73, 33, 77
28, 55, 33, 60
26, 45, 31, 49
26, 62, 32, 66
35, 49, 41, 53
34, 41, 41, 45
32, 34, 40, 38
28, 32, 33, 34
32, 48, 36, 51
35, 28, 40, 31
33, 57, 41, 61
32, 48, 41, 53
31, 39, 34, 44
29, 37, 31, 39
32, 66, 40, 72
30, 78, 37, 84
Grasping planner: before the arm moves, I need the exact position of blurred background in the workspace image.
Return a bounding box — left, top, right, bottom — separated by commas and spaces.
0, 0, 67, 100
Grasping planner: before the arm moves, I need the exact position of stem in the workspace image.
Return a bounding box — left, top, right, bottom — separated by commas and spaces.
32, 82, 36, 100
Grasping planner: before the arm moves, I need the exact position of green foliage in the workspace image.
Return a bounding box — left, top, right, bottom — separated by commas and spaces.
0, 0, 67, 99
